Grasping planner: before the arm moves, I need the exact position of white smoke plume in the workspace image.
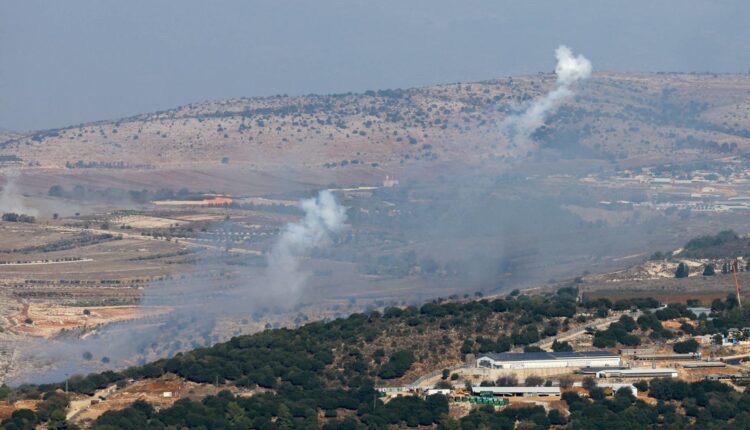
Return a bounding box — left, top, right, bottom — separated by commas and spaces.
10, 189, 348, 384
503, 45, 592, 141
266, 189, 347, 304
0, 169, 38, 217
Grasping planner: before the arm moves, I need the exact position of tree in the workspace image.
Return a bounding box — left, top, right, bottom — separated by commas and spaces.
551, 340, 573, 352
675, 262, 689, 278
496, 374, 518, 386
703, 264, 716, 276
633, 380, 649, 392
82, 351, 93, 361
558, 376, 573, 388
548, 409, 566, 425
673, 339, 699, 353
619, 315, 637, 332
226, 401, 250, 427
582, 377, 597, 391
276, 403, 294, 430
525, 375, 544, 387
435, 380, 452, 389
377, 350, 415, 379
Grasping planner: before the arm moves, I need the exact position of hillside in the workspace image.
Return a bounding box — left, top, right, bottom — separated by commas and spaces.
6, 288, 750, 428
2, 73, 750, 173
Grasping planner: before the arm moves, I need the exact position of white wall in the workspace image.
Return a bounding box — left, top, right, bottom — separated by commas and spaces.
481, 357, 620, 369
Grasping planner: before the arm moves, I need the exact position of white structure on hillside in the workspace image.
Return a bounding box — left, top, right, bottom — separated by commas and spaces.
471, 386, 561, 397
596, 368, 678, 378
476, 351, 620, 370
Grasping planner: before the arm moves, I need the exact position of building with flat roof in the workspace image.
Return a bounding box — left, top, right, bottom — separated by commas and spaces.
620, 348, 655, 357
471, 386, 561, 397
477, 351, 620, 370
596, 368, 678, 378
634, 352, 700, 360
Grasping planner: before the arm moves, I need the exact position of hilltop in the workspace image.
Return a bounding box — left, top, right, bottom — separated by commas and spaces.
1, 73, 749, 174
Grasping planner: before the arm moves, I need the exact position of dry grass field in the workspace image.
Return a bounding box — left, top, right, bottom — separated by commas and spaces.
8, 305, 172, 338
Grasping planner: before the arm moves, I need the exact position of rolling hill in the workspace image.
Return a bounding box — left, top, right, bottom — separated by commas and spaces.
1, 73, 749, 174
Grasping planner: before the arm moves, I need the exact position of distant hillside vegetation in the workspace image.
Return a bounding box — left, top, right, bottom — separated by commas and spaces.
2, 73, 750, 170
679, 230, 750, 259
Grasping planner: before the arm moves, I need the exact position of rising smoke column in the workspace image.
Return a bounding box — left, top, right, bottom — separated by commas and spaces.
0, 169, 38, 217
10, 190, 347, 384
266, 189, 347, 305
503, 45, 592, 141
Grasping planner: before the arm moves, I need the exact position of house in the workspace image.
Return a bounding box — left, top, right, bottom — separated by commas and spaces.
476, 351, 620, 370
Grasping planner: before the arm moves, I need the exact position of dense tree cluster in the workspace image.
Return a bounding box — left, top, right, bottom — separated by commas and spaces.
1, 213, 35, 223
81, 376, 750, 429
14, 292, 750, 428
0, 391, 75, 430
593, 315, 641, 347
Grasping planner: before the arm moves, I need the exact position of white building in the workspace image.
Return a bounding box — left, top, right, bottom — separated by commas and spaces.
596, 368, 678, 378
477, 351, 620, 370
471, 386, 561, 397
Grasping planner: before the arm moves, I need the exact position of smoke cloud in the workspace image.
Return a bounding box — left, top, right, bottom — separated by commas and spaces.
267, 189, 347, 304
10, 189, 347, 384
503, 45, 592, 141
0, 170, 38, 217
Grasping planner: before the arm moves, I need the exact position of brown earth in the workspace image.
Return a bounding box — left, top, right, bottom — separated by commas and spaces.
8, 305, 172, 338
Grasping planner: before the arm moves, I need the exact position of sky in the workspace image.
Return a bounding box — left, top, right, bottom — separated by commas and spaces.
1, 0, 749, 131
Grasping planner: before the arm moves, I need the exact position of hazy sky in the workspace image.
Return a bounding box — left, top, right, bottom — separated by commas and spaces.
1, 0, 749, 131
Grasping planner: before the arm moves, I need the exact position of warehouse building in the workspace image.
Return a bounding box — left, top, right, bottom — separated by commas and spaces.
476, 351, 620, 370
634, 352, 700, 360
596, 367, 678, 378
471, 386, 561, 397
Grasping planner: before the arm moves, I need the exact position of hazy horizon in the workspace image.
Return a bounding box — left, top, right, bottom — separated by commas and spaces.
1, 0, 749, 132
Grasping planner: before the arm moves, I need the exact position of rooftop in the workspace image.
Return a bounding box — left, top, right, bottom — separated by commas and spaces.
598, 367, 677, 375
579, 366, 630, 374
479, 351, 619, 362
471, 386, 561, 394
